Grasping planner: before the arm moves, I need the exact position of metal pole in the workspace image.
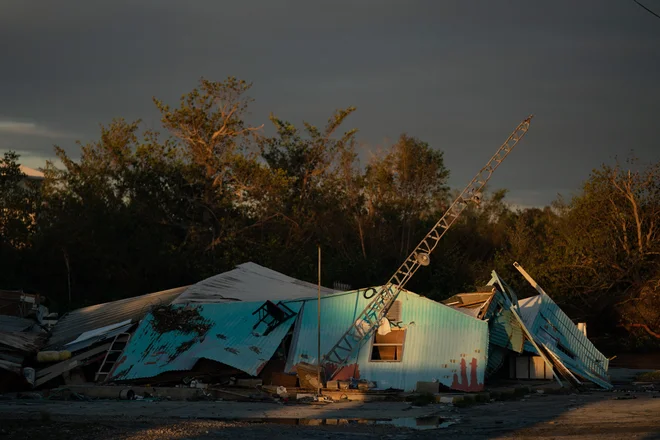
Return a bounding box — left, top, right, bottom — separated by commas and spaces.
317, 245, 322, 396
63, 248, 71, 305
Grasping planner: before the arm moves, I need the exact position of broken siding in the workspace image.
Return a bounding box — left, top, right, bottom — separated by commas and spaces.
483, 290, 524, 353
484, 273, 524, 353
519, 294, 610, 387
488, 309, 524, 353
0, 330, 47, 373
109, 301, 301, 381
285, 288, 489, 392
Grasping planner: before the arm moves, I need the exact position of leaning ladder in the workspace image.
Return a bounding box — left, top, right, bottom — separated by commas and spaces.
95, 332, 131, 382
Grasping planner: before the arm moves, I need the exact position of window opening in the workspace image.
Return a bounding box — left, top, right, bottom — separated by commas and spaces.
370, 328, 406, 362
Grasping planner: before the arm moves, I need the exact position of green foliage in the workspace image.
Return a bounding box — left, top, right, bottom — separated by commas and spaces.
635, 370, 660, 382
0, 151, 40, 249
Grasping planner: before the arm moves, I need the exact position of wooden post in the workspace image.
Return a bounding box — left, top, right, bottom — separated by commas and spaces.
317, 245, 322, 396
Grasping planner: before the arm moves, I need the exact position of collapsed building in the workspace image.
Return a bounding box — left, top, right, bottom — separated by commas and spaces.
0, 118, 613, 395
110, 287, 489, 392
0, 261, 613, 395
104, 264, 611, 393
442, 266, 611, 390
0, 263, 337, 390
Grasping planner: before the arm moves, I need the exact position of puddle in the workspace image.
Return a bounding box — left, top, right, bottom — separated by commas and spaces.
230, 416, 457, 430
382, 415, 457, 430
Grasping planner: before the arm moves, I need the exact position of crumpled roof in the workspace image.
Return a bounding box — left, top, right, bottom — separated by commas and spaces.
172, 262, 337, 305
47, 286, 188, 350
109, 301, 302, 381
518, 292, 611, 389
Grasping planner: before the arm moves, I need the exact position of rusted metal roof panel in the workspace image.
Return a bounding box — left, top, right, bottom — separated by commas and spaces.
285, 288, 489, 392
109, 301, 301, 381
0, 331, 46, 354
0, 315, 35, 333
172, 262, 337, 304
47, 286, 188, 349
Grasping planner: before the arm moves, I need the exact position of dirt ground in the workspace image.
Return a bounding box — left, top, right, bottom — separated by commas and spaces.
1, 389, 660, 439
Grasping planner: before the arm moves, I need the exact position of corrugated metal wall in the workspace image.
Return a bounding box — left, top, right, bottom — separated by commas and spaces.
489, 309, 524, 353
521, 294, 609, 386
285, 289, 489, 392
485, 290, 524, 353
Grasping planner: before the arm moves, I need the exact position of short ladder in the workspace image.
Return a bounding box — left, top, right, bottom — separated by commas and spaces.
95, 332, 131, 382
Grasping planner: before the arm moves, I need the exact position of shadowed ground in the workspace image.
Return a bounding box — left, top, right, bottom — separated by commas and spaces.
1, 388, 659, 439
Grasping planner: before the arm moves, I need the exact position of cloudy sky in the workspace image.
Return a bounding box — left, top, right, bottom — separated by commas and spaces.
1, 0, 659, 206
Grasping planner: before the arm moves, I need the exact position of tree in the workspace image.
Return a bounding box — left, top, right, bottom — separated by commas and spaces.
35, 119, 205, 307
155, 77, 262, 185
0, 151, 40, 250
155, 77, 280, 252
364, 134, 449, 256
540, 157, 660, 338
258, 107, 361, 280
492, 205, 560, 295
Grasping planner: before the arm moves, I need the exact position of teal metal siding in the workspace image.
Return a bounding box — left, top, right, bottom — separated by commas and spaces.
486, 345, 508, 378
519, 294, 610, 388
484, 275, 524, 353
110, 302, 301, 381
285, 289, 489, 392
489, 308, 524, 353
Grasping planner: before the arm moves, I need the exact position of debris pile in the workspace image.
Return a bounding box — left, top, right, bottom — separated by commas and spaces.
150, 305, 212, 335
0, 292, 50, 390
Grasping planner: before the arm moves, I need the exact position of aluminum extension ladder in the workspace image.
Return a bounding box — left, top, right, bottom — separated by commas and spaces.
95, 332, 131, 382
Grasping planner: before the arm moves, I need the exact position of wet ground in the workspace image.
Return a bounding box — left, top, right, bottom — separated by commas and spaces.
1, 389, 660, 439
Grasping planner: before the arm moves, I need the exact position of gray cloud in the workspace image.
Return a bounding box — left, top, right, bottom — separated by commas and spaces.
0, 0, 659, 207
0, 121, 78, 138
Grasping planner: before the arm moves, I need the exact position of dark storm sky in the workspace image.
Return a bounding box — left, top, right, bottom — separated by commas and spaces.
1, 0, 659, 207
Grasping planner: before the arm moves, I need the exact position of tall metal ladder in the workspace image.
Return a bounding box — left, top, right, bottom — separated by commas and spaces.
95, 332, 131, 382
322, 115, 534, 374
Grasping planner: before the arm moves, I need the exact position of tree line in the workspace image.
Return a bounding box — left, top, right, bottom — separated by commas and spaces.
1, 77, 658, 350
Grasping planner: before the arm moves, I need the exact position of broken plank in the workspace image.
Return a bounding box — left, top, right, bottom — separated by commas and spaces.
0, 331, 45, 354
0, 359, 21, 375
540, 343, 582, 386
0, 351, 24, 365
35, 343, 111, 385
